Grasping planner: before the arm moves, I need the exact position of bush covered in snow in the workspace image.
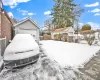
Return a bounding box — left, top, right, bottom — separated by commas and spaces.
83, 33, 95, 46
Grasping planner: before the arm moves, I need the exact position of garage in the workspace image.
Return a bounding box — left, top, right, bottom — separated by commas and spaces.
14, 18, 40, 42
18, 29, 37, 39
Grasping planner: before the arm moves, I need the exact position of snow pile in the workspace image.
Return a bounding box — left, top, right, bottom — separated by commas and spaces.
0, 60, 3, 66
4, 34, 39, 60
0, 47, 93, 80
0, 59, 3, 69
0, 54, 92, 80
0, 55, 73, 80
40, 40, 100, 67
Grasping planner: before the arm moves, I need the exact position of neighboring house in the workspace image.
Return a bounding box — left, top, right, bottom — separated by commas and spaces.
51, 27, 75, 42
14, 18, 40, 42
95, 30, 100, 40
80, 30, 96, 39
0, 0, 13, 57
0, 0, 13, 40
80, 30, 95, 34
78, 30, 100, 44
73, 33, 84, 40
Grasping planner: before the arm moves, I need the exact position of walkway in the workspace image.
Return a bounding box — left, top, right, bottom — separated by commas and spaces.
79, 50, 100, 80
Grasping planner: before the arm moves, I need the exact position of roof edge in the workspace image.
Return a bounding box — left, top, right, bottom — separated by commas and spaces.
14, 17, 40, 29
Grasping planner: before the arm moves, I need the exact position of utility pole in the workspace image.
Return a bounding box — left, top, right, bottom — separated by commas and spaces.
76, 19, 79, 43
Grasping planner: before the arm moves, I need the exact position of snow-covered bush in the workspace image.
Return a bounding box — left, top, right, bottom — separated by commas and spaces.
83, 33, 95, 46
98, 32, 100, 41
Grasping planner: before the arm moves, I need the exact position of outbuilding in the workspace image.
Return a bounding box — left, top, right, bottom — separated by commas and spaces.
14, 18, 40, 42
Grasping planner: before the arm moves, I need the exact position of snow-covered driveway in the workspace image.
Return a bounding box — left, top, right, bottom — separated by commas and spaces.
40, 40, 100, 67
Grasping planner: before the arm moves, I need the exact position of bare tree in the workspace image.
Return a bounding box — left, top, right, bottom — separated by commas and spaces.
44, 18, 54, 31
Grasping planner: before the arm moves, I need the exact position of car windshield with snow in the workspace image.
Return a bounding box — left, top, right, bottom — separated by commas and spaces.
3, 34, 40, 68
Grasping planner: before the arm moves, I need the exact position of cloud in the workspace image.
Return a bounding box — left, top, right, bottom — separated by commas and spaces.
79, 23, 84, 27
28, 13, 36, 16
77, 22, 100, 30
17, 8, 36, 16
94, 13, 100, 16
7, 12, 13, 18
88, 8, 100, 16
90, 8, 100, 13
87, 22, 100, 30
2, 0, 30, 8
84, 2, 99, 7
44, 11, 51, 15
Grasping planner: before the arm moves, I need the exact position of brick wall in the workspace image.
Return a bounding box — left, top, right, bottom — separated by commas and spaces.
0, 12, 1, 36
0, 11, 12, 40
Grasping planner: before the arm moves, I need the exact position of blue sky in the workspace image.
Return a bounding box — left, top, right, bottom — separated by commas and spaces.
2, 0, 100, 29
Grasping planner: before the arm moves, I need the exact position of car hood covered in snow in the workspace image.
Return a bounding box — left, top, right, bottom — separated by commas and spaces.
4, 34, 39, 60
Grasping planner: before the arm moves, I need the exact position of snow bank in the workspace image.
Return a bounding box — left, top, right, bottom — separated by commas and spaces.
0, 49, 93, 80
4, 34, 39, 60
0, 59, 3, 71
40, 40, 100, 67
0, 60, 3, 67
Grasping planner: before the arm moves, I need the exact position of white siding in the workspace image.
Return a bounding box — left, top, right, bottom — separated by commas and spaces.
15, 20, 39, 42
67, 27, 75, 36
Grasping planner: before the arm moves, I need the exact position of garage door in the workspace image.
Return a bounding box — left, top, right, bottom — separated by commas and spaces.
18, 29, 37, 39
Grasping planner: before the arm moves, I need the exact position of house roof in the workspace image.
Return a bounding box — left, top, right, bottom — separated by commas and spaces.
80, 30, 95, 34
53, 27, 72, 32
14, 17, 40, 29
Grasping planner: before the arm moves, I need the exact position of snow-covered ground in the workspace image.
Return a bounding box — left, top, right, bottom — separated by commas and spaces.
0, 53, 92, 80
79, 40, 100, 45
40, 40, 100, 68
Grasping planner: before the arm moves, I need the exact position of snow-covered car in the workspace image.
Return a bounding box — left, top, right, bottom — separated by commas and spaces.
3, 34, 40, 68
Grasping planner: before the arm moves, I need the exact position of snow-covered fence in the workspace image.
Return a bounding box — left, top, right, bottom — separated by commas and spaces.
0, 38, 9, 56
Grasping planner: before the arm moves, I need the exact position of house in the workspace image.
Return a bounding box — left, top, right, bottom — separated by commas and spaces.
51, 27, 75, 42
77, 30, 100, 44
80, 30, 95, 34
0, 0, 13, 40
80, 30, 96, 40
95, 29, 100, 40
14, 18, 40, 42
0, 0, 13, 57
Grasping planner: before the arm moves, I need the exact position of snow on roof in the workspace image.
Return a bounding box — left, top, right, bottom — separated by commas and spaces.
40, 40, 100, 67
